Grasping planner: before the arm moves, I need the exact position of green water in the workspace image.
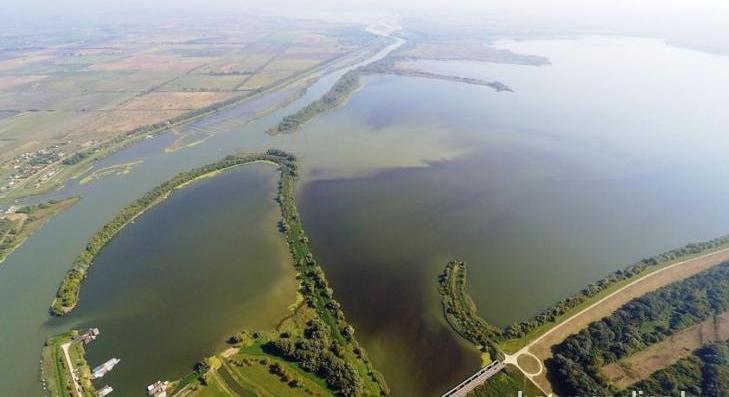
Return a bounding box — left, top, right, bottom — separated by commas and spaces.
62, 164, 295, 396
2, 36, 729, 397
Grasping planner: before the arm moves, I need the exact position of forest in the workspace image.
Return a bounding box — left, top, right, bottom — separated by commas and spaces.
633, 341, 729, 397
546, 262, 729, 396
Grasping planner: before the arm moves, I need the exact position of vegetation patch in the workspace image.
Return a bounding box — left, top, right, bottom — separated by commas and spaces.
268, 69, 361, 135
546, 261, 729, 396
601, 310, 729, 388
40, 330, 97, 397
438, 260, 503, 360
467, 365, 543, 397
60, 150, 389, 396
631, 341, 729, 397
78, 160, 143, 185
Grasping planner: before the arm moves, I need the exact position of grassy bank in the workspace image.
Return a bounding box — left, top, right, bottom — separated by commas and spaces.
40, 330, 97, 397
0, 197, 79, 265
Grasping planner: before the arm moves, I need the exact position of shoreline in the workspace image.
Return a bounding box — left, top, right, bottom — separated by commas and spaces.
1, 37, 390, 203
0, 196, 80, 266
50, 153, 291, 316
48, 150, 390, 396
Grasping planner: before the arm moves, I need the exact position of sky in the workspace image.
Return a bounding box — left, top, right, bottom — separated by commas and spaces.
3, 0, 729, 52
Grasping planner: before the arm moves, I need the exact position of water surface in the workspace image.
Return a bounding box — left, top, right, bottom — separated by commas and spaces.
2, 36, 729, 397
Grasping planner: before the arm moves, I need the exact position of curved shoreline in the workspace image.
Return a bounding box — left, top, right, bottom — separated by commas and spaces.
48, 149, 389, 396
50, 152, 295, 316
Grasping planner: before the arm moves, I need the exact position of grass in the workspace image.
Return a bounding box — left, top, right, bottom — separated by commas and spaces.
40, 330, 96, 397
468, 366, 543, 397
179, 309, 337, 397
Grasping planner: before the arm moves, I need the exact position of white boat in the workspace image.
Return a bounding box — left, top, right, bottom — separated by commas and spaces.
97, 385, 113, 397
92, 358, 120, 379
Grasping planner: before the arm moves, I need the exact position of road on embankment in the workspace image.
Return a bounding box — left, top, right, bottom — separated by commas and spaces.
507, 247, 729, 393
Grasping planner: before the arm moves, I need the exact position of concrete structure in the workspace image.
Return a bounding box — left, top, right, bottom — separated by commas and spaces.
440, 360, 506, 397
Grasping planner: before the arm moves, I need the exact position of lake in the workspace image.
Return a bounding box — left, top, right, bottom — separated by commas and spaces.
1, 36, 729, 397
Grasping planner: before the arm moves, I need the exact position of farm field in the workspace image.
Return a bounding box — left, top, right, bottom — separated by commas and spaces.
0, 15, 381, 200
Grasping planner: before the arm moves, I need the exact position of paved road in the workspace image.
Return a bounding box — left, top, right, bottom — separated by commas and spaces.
440, 361, 506, 397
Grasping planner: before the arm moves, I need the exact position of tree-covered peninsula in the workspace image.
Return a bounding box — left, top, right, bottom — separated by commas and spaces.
50, 149, 389, 397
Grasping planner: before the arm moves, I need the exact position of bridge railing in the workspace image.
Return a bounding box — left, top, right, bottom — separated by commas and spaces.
440, 360, 506, 397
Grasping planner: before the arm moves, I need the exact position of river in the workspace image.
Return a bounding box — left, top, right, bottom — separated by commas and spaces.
2, 36, 729, 397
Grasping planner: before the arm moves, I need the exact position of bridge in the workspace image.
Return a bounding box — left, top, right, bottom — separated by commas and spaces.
440, 360, 506, 397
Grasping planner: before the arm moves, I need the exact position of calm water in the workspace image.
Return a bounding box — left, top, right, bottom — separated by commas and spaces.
296, 37, 729, 395
1, 36, 729, 397
57, 164, 295, 396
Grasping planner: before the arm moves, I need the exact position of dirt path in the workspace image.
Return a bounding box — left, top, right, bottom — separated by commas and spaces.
60, 342, 83, 397
505, 247, 729, 394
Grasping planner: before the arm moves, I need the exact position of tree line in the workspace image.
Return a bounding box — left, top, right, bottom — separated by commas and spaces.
546, 261, 729, 396
267, 69, 362, 135
268, 150, 389, 396
438, 261, 503, 360
503, 235, 729, 340
631, 341, 729, 397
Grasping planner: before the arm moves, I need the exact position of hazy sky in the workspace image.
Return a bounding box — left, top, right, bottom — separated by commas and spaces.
4, 0, 729, 52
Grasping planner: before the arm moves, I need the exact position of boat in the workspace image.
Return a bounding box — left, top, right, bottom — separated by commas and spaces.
92, 358, 120, 379
97, 385, 113, 396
